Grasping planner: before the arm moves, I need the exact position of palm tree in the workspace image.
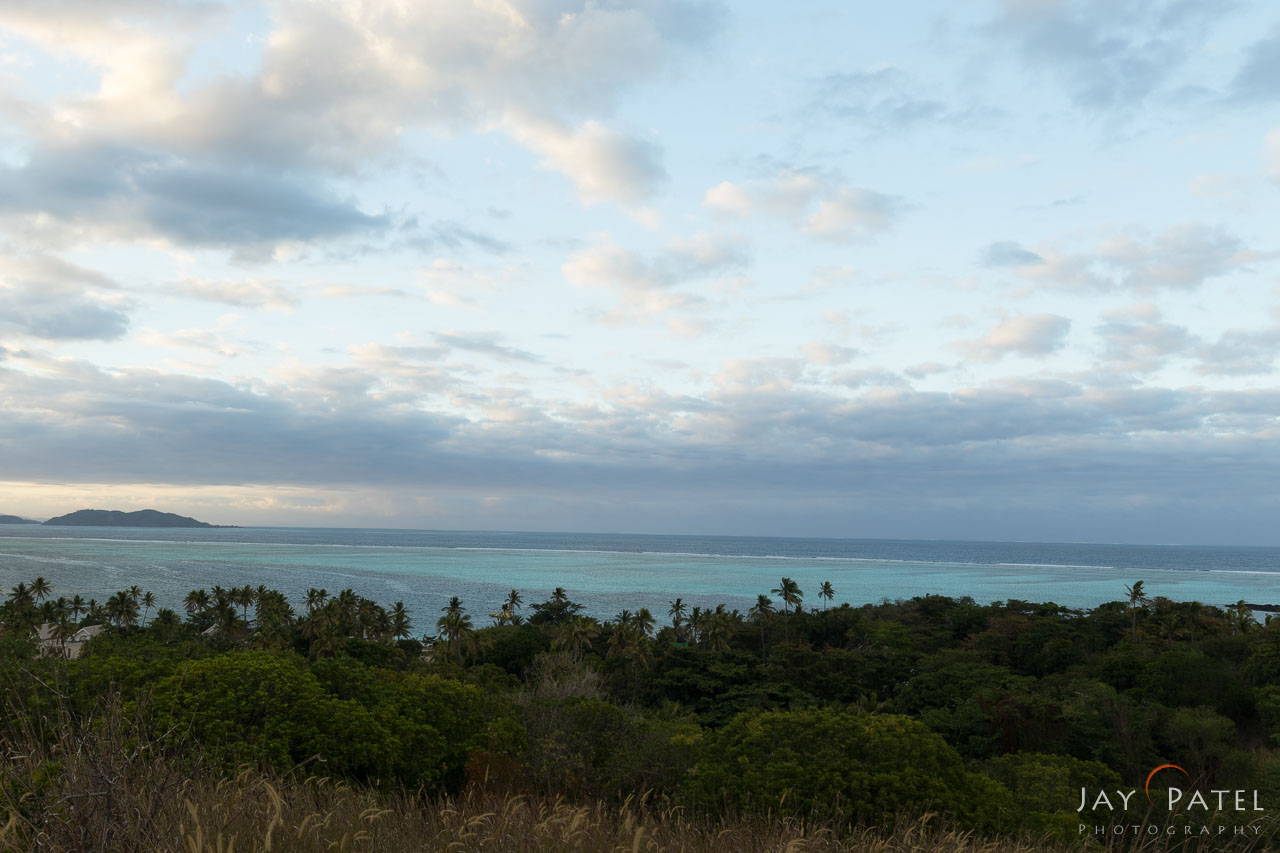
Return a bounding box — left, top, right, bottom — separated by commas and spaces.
749, 594, 774, 659
152, 608, 181, 642
772, 577, 803, 613
436, 600, 475, 664
505, 589, 523, 614
53, 615, 76, 653
1227, 600, 1258, 636
668, 597, 686, 631
771, 577, 803, 641
305, 588, 329, 614
356, 598, 380, 640
69, 595, 86, 622
818, 581, 835, 610
141, 591, 156, 626
8, 582, 33, 609
553, 615, 600, 660
303, 606, 342, 658
1125, 580, 1148, 641
702, 606, 733, 652
607, 619, 636, 657
184, 589, 209, 618
106, 591, 139, 628
634, 607, 656, 638
688, 606, 705, 646
390, 601, 412, 640
232, 585, 256, 623
30, 576, 52, 602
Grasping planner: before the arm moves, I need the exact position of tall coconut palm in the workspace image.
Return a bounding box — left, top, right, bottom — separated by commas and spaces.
1125, 580, 1148, 641
184, 589, 209, 618
141, 591, 156, 626
53, 615, 76, 653
152, 608, 181, 642
668, 597, 687, 633
7, 582, 33, 609
1227, 600, 1258, 636
69, 595, 86, 622
634, 607, 656, 638
305, 588, 329, 614
106, 591, 139, 628
30, 576, 52, 602
554, 615, 600, 660
770, 577, 803, 641
436, 599, 474, 664
688, 606, 705, 646
702, 607, 733, 652
749, 594, 774, 659
40, 599, 62, 624
390, 601, 412, 640
818, 581, 835, 610
505, 589, 523, 614
232, 585, 256, 623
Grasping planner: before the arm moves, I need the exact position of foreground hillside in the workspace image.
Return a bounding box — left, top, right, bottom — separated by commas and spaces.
2, 578, 1277, 850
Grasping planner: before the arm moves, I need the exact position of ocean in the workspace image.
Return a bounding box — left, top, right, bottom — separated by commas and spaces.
2, 525, 1278, 627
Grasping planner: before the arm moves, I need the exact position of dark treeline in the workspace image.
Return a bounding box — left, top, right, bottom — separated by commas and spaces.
2, 575, 1279, 850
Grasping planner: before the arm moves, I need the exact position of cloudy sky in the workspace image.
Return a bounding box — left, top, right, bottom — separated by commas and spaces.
1, 0, 1278, 544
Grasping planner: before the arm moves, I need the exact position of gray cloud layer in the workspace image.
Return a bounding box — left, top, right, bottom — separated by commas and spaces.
0, 144, 386, 251
4, 354, 1280, 541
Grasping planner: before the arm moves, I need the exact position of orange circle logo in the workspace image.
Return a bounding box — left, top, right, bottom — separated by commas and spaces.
1145, 764, 1191, 805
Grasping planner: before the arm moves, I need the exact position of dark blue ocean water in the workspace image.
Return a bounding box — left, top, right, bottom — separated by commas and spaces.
2, 525, 1278, 630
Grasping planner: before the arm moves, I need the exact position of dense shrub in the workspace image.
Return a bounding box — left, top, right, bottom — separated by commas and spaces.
980, 751, 1119, 836
148, 651, 517, 789
520, 694, 699, 798
684, 708, 1015, 832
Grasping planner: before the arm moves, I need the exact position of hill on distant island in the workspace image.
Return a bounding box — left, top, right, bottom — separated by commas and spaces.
0, 514, 37, 524
43, 509, 234, 528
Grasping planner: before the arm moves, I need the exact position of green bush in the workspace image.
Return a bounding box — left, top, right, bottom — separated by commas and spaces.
520, 695, 699, 799
684, 708, 1014, 832
152, 651, 520, 789
146, 651, 388, 778
980, 751, 1120, 836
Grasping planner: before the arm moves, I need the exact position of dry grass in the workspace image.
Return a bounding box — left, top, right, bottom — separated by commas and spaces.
4, 766, 1089, 853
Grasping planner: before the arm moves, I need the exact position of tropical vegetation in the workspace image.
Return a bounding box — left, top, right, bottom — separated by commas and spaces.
2, 574, 1278, 850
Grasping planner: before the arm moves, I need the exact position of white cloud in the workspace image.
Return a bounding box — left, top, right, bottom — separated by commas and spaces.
138, 326, 261, 358
958, 314, 1072, 361
1000, 224, 1257, 292
564, 232, 747, 304
0, 0, 718, 211
1094, 303, 1196, 374
171, 278, 298, 312
506, 116, 665, 205
702, 180, 752, 216
713, 357, 805, 392
700, 168, 903, 242
0, 252, 130, 341
801, 342, 861, 366
802, 187, 901, 241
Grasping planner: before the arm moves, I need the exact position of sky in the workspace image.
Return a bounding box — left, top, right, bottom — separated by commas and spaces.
0, 0, 1279, 544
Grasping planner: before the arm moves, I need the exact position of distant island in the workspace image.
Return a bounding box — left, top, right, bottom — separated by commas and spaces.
0, 514, 37, 524
42, 509, 235, 528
